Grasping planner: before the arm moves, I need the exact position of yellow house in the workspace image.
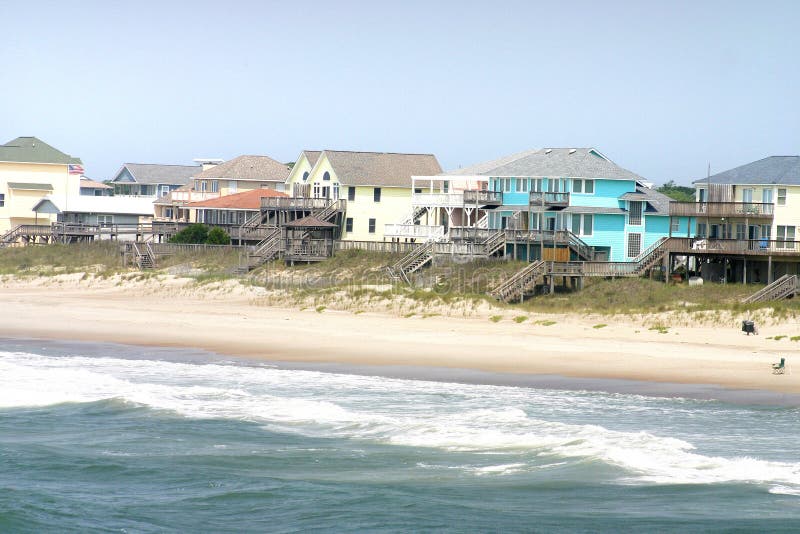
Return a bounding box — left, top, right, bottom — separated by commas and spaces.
0, 136, 83, 235
155, 155, 291, 222
692, 156, 800, 243
285, 150, 442, 241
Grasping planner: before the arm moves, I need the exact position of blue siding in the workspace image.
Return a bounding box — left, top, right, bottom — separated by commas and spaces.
584, 214, 626, 261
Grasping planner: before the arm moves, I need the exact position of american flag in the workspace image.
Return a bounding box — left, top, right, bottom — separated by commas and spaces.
68, 164, 85, 175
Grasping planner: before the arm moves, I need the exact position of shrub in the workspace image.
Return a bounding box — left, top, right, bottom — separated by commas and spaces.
170, 224, 209, 244
205, 227, 230, 245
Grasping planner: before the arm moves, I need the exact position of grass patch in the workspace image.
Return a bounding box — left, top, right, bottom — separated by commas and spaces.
315, 305, 326, 313
773, 335, 786, 341
534, 320, 556, 326
403, 312, 416, 318
489, 315, 502, 323
513, 315, 528, 324
649, 325, 669, 334
593, 323, 608, 329
791, 336, 800, 342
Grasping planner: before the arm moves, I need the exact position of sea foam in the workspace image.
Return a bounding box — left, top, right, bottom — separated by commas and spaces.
2, 350, 800, 491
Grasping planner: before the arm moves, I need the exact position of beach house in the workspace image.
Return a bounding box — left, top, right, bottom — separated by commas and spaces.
109, 163, 199, 198
154, 155, 291, 223
667, 155, 800, 282
0, 136, 83, 234
31, 195, 156, 233
79, 177, 113, 196
284, 150, 443, 242
459, 148, 678, 262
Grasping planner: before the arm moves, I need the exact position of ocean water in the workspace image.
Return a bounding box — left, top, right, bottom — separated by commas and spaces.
2, 341, 800, 532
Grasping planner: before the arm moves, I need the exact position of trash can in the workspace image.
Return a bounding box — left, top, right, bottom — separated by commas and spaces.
742, 320, 756, 335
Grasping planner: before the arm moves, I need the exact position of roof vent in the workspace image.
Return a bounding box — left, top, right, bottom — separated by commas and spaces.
545, 149, 552, 154
569, 149, 576, 154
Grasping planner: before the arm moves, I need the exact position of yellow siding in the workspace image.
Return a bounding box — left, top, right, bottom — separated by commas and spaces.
342, 186, 411, 242
0, 162, 80, 233
774, 185, 800, 230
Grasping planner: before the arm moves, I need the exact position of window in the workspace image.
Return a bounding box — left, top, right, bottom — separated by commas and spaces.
742, 188, 753, 203
584, 180, 594, 194
570, 214, 593, 236
698, 188, 706, 202
0, 193, 4, 207
348, 187, 356, 201
696, 222, 707, 238
778, 188, 787, 206
762, 188, 773, 204
628, 201, 643, 225
572, 180, 583, 193
313, 183, 320, 198
302, 171, 309, 181
515, 178, 528, 193
373, 188, 381, 202
368, 218, 376, 233
323, 171, 331, 181
165, 208, 173, 219
531, 178, 543, 192
211, 180, 219, 193
159, 184, 171, 197
671, 218, 680, 233
345, 218, 353, 233
229, 180, 237, 193
200, 181, 207, 192
736, 223, 746, 240
547, 178, 563, 193
97, 215, 113, 228
777, 225, 796, 249
333, 183, 340, 200
761, 225, 771, 240
627, 233, 642, 257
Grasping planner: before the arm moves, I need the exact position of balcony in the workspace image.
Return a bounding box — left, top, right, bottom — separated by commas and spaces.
161, 191, 220, 204
261, 197, 332, 210
384, 224, 445, 240
411, 192, 465, 208
529, 191, 570, 208
669, 202, 774, 219
463, 190, 503, 207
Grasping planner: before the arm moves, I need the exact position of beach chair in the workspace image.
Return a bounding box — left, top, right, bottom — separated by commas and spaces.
772, 358, 786, 375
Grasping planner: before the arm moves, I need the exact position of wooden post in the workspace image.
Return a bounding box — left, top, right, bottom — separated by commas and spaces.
768, 255, 773, 283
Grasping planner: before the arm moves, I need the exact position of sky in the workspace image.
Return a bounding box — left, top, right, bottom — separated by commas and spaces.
2, 0, 798, 185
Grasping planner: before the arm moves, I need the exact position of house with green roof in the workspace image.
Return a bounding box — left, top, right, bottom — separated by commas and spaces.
0, 136, 83, 234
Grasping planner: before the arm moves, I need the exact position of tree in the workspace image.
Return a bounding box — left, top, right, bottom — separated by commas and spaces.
657, 180, 695, 202
205, 227, 230, 245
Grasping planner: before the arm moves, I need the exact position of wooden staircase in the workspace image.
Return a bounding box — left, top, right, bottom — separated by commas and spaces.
481, 231, 506, 257
0, 225, 23, 247
387, 242, 434, 284
237, 227, 283, 273
563, 230, 594, 261
132, 242, 156, 270
489, 260, 546, 302
742, 275, 798, 304
632, 237, 669, 275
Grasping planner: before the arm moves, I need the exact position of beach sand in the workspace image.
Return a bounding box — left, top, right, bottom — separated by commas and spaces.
2, 274, 799, 395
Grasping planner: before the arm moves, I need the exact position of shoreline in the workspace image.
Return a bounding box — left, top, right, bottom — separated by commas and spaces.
2, 274, 800, 397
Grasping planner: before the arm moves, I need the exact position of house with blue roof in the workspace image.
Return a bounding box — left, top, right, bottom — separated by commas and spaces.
455, 148, 681, 262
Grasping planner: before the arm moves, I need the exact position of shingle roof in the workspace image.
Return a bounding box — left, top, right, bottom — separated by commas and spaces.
561, 206, 627, 214
116, 163, 200, 185
691, 156, 800, 186
186, 188, 287, 210
195, 155, 291, 182
445, 148, 644, 182
303, 151, 322, 167
80, 178, 112, 189
322, 150, 442, 187
0, 136, 82, 165
619, 185, 672, 215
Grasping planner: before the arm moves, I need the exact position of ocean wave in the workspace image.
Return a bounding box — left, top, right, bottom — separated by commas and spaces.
3, 350, 800, 491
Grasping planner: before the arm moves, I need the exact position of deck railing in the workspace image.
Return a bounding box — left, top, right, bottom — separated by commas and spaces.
529, 191, 570, 208
411, 192, 465, 207
667, 237, 799, 255
463, 190, 503, 205
384, 224, 445, 240
668, 202, 774, 218
260, 197, 331, 210
336, 240, 419, 254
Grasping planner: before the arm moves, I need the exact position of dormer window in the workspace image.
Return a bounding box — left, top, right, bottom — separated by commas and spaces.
302, 171, 309, 181
323, 171, 331, 181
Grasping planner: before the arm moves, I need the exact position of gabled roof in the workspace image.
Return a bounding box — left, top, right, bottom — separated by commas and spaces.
194, 155, 291, 182
321, 150, 442, 187
113, 163, 200, 185
692, 156, 800, 186
186, 188, 287, 210
619, 184, 672, 215
445, 148, 644, 182
0, 136, 82, 165
302, 150, 322, 167
32, 195, 155, 215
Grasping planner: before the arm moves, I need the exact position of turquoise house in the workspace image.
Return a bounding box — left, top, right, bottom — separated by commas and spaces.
458, 148, 681, 262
